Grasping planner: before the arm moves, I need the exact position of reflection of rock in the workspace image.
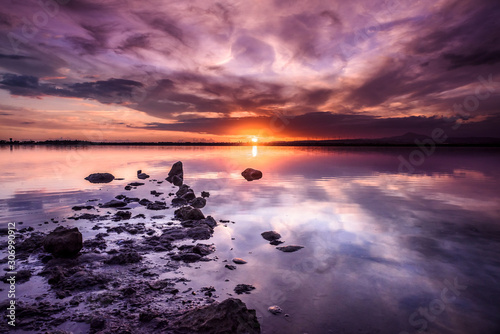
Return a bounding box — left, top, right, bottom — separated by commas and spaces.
276, 245, 304, 252
171, 298, 260, 334
261, 231, 281, 242
268, 305, 283, 315
43, 226, 83, 258
166, 161, 183, 186
241, 168, 263, 181
85, 173, 115, 183
234, 284, 256, 294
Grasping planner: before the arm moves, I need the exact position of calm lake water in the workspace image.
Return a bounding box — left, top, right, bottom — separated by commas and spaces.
1, 145, 500, 334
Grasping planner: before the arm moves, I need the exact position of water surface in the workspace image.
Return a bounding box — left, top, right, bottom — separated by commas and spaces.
1, 145, 500, 334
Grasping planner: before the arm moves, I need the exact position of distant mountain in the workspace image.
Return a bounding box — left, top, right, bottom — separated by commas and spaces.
269, 132, 500, 146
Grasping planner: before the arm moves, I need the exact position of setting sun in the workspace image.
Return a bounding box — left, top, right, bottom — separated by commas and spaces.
251, 137, 258, 143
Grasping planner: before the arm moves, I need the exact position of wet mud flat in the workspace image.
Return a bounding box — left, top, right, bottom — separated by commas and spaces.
0, 162, 262, 334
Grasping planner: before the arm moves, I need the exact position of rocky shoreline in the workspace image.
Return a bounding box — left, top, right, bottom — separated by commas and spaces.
0, 162, 264, 334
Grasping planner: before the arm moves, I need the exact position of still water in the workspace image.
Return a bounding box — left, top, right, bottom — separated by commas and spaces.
1, 145, 500, 333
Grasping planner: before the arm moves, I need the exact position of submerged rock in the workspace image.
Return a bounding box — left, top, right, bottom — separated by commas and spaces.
85, 173, 115, 183
43, 226, 83, 258
268, 305, 283, 315
201, 191, 210, 198
276, 245, 304, 253
166, 161, 183, 186
241, 168, 263, 181
170, 298, 260, 334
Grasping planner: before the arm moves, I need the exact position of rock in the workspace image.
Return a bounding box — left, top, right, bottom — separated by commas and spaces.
191, 197, 206, 209
71, 205, 93, 211
105, 251, 142, 265
1, 269, 31, 284
171, 197, 187, 207
124, 185, 132, 191
201, 216, 217, 228
171, 252, 202, 263
160, 229, 188, 241
101, 200, 127, 208
147, 279, 175, 290
176, 184, 191, 197
261, 231, 281, 242
232, 258, 247, 264
181, 191, 196, 202
225, 264, 237, 270
137, 170, 150, 179
146, 201, 167, 210
201, 191, 210, 198
139, 198, 152, 206
276, 245, 304, 252
174, 206, 205, 220
234, 284, 256, 294
85, 173, 115, 183
171, 298, 260, 334
43, 226, 83, 258
128, 182, 145, 187
268, 305, 283, 315
241, 168, 263, 181
186, 226, 213, 240
124, 197, 140, 203
270, 240, 284, 245
113, 211, 131, 221
90, 317, 106, 330
166, 161, 183, 186
150, 190, 163, 196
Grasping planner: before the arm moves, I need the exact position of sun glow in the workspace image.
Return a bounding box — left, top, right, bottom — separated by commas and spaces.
251, 137, 258, 143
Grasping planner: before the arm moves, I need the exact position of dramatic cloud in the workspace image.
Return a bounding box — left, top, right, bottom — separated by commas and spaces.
0, 0, 499, 140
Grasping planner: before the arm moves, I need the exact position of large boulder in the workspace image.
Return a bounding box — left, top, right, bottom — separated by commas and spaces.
174, 206, 205, 220
85, 173, 115, 183
43, 226, 83, 258
241, 168, 262, 181
166, 161, 183, 186
171, 298, 260, 334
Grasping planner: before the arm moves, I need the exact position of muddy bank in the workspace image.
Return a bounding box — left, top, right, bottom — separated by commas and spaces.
0, 162, 260, 334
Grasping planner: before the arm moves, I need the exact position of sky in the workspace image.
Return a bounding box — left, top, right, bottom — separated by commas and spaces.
0, 0, 499, 142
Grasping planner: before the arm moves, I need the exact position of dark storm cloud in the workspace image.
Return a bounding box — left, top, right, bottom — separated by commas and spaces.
131, 112, 500, 138
0, 73, 143, 103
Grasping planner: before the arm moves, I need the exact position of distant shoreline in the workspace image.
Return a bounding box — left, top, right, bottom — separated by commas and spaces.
2, 141, 500, 147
